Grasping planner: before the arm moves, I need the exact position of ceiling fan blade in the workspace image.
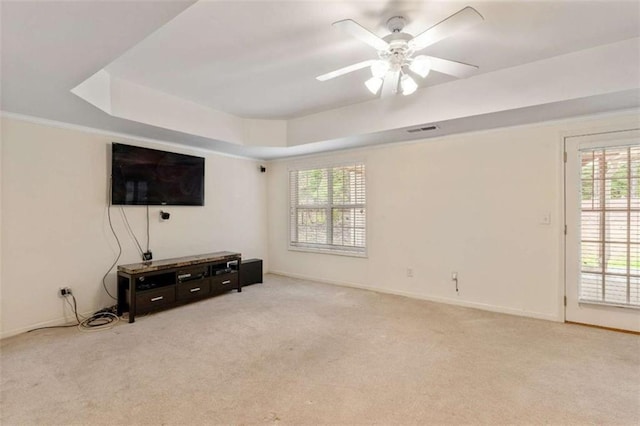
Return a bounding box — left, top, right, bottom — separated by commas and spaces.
409, 6, 484, 51
333, 19, 390, 51
380, 69, 400, 98
316, 60, 376, 81
425, 56, 478, 78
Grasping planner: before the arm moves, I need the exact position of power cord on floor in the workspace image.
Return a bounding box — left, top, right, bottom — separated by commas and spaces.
28, 291, 119, 333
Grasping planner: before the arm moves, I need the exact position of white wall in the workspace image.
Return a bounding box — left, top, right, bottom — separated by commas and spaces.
0, 117, 268, 338
268, 111, 640, 322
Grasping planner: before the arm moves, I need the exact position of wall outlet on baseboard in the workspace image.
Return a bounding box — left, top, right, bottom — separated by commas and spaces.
59, 287, 71, 297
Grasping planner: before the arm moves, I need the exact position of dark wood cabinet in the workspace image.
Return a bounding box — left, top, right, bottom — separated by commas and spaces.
176, 279, 210, 300
240, 258, 263, 287
117, 251, 241, 323
135, 286, 176, 312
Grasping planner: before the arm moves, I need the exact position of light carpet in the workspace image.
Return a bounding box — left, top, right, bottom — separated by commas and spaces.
1, 274, 639, 425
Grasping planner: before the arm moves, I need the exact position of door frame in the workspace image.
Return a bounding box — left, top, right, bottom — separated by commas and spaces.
563, 126, 640, 331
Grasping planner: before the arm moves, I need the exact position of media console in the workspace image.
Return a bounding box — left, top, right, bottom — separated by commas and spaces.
116, 251, 241, 323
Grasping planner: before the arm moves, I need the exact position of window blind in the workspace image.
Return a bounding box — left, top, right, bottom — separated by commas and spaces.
580, 145, 640, 307
289, 163, 366, 254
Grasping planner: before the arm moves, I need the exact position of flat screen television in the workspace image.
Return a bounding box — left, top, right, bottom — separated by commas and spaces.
111, 143, 205, 206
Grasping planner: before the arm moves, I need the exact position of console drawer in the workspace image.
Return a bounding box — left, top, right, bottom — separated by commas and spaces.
177, 279, 211, 300
211, 272, 239, 293
136, 287, 176, 312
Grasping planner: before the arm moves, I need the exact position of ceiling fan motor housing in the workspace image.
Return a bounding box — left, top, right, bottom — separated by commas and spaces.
381, 32, 413, 70
386, 16, 407, 33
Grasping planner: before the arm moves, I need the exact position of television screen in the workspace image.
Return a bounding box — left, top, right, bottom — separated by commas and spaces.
111, 143, 205, 206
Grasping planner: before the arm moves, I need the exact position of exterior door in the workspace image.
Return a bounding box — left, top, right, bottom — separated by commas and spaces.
565, 129, 640, 332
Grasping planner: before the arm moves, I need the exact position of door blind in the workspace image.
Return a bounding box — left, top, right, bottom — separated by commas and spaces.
580, 145, 640, 307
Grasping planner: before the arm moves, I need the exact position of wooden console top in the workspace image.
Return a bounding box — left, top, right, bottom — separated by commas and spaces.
117, 251, 241, 274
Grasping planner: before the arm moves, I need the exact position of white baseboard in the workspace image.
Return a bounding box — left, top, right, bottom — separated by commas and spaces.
1, 309, 97, 340
2, 272, 560, 339
269, 270, 561, 323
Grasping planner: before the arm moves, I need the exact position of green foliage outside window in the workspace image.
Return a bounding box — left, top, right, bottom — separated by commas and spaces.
291, 163, 366, 252
581, 160, 640, 200
610, 164, 628, 199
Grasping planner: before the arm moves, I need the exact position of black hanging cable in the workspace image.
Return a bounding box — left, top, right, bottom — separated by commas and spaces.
100, 177, 121, 301
102, 190, 120, 300
146, 204, 150, 252
66, 294, 82, 323
120, 207, 144, 256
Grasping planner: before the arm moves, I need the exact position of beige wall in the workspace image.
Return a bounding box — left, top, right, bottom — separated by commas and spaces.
0, 117, 268, 338
2, 111, 639, 338
0, 119, 3, 333
268, 111, 640, 322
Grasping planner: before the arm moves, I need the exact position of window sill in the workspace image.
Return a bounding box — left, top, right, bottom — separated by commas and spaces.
288, 245, 367, 258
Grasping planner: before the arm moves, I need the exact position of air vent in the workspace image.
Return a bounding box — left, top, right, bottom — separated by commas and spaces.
407, 125, 438, 133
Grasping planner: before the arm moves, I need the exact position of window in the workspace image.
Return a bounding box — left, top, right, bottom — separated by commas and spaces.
580, 145, 640, 307
289, 163, 366, 255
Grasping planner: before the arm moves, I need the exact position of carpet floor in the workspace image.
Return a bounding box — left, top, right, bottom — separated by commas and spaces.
1, 274, 639, 425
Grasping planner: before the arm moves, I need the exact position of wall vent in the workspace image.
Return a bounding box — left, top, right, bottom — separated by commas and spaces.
407, 125, 438, 133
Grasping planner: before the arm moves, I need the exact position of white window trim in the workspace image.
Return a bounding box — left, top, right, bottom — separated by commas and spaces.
288, 161, 368, 257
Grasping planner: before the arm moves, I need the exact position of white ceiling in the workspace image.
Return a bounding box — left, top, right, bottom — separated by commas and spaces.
104, 0, 640, 119
2, 0, 639, 159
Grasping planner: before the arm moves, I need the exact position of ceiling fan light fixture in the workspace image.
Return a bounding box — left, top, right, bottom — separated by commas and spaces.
409, 55, 432, 78
365, 76, 383, 94
370, 60, 390, 78
317, 7, 482, 98
401, 75, 418, 96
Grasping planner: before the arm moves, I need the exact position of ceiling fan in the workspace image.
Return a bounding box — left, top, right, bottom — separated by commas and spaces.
316, 6, 484, 97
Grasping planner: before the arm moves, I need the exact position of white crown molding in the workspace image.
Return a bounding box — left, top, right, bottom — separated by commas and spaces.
267, 107, 640, 164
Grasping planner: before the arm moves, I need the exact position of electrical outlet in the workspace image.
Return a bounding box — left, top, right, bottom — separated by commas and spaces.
540, 212, 551, 225
59, 287, 71, 297
407, 268, 413, 278
451, 272, 458, 281
143, 251, 153, 261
